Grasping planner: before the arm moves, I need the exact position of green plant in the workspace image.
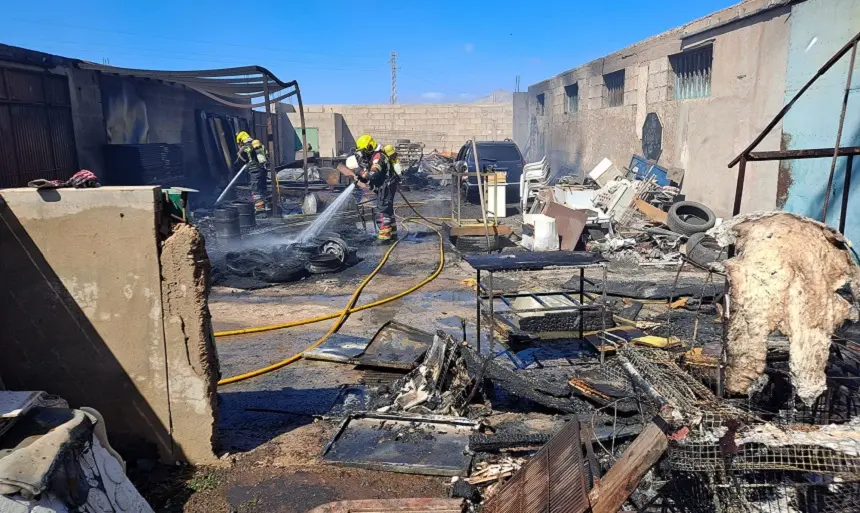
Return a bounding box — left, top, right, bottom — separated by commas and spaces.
187, 471, 219, 493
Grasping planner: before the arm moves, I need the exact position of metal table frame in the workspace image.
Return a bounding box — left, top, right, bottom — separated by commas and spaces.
471, 259, 609, 362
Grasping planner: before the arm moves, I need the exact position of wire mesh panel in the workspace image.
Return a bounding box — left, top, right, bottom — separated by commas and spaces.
483, 420, 589, 513
662, 471, 860, 513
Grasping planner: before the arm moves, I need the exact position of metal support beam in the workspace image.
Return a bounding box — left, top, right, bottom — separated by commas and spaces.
840, 155, 854, 235
728, 31, 860, 168
823, 41, 857, 222
295, 84, 309, 197
733, 156, 747, 216
747, 147, 860, 161
264, 80, 279, 217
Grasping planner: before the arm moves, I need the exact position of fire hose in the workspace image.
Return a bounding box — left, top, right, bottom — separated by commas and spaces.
216, 214, 446, 386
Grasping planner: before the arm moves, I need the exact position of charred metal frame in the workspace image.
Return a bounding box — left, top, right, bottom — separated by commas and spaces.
728, 31, 859, 235
78, 62, 311, 216
469, 258, 608, 362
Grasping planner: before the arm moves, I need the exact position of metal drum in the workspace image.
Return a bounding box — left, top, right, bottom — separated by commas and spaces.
301, 191, 358, 215
213, 206, 240, 239
233, 201, 256, 228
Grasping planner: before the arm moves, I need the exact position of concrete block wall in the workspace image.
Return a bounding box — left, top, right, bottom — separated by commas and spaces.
286, 103, 513, 157
0, 187, 219, 464
520, 0, 795, 217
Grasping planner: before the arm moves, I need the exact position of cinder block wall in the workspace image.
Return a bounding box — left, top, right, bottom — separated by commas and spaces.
521, 0, 794, 218
286, 103, 514, 157
0, 187, 219, 464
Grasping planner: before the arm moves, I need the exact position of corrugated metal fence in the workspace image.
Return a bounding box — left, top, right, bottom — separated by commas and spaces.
0, 66, 78, 188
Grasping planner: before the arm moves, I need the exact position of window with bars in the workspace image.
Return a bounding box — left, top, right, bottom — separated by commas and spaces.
536, 93, 545, 115
604, 70, 625, 107
670, 45, 713, 100
564, 83, 579, 114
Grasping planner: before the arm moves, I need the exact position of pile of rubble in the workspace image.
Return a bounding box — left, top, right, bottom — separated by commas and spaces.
311, 211, 860, 513
521, 155, 724, 267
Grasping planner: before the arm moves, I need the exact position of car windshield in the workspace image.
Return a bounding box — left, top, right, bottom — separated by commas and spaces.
476, 144, 520, 162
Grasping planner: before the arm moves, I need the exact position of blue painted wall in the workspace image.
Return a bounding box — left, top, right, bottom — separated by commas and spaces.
781, 0, 860, 245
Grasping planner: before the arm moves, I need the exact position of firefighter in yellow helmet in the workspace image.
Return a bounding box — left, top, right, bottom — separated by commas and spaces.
353, 135, 399, 242
235, 130, 269, 214
383, 144, 404, 176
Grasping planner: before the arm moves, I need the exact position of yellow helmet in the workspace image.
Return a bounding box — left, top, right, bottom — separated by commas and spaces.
236, 131, 251, 144
383, 144, 397, 158
355, 134, 377, 152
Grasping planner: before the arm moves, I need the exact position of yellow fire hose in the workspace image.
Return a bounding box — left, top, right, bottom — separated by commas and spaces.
216, 216, 446, 386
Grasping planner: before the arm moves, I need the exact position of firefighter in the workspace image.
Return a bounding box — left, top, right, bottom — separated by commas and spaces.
235, 131, 269, 214
354, 134, 399, 243
383, 144, 404, 177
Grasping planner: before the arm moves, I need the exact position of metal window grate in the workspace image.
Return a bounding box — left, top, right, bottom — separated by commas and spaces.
565, 83, 579, 113
604, 70, 625, 107
671, 45, 713, 100
536, 93, 545, 116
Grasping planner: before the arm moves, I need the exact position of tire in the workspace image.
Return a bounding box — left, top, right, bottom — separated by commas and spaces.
305, 253, 343, 274
253, 261, 307, 282
667, 201, 716, 236
685, 232, 722, 266
455, 234, 504, 253
224, 250, 272, 277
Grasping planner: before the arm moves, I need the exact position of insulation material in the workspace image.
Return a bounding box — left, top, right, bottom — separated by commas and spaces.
711, 212, 860, 405
735, 420, 860, 458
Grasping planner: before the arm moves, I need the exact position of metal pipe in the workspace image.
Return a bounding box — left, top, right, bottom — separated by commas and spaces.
822, 42, 857, 222
728, 31, 860, 168
295, 84, 310, 197
488, 272, 494, 360
476, 269, 481, 354
471, 139, 493, 254
601, 264, 607, 366
214, 164, 248, 206
264, 80, 279, 218
747, 147, 860, 161
840, 155, 854, 234
732, 156, 747, 216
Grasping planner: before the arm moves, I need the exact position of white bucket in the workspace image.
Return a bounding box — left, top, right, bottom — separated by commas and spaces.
532, 214, 559, 251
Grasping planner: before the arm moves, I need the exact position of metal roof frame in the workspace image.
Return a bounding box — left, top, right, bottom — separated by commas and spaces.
78, 62, 311, 212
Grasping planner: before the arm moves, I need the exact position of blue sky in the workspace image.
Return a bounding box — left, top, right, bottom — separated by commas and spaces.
1, 0, 736, 104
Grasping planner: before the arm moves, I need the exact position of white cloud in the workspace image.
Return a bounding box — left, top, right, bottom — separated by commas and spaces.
458, 93, 476, 100
464, 43, 475, 53
422, 92, 445, 100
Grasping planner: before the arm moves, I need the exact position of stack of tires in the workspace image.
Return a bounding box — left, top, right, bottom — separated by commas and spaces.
666, 201, 723, 266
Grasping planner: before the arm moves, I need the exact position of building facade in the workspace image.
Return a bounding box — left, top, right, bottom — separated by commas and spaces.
516, 0, 859, 243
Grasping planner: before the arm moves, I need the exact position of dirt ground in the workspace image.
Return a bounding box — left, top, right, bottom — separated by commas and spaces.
139, 190, 714, 512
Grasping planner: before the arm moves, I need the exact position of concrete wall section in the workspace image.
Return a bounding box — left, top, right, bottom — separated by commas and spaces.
0, 187, 218, 464
518, 0, 794, 217
781, 0, 860, 244
286, 103, 514, 157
